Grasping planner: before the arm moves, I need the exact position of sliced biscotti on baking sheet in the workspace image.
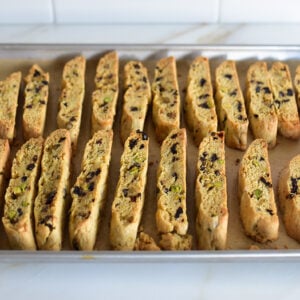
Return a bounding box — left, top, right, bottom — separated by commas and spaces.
23, 65, 49, 140
195, 131, 228, 250
92, 51, 119, 133
110, 130, 149, 250
278, 154, 300, 242
156, 128, 191, 250
215, 60, 248, 150
246, 62, 278, 149
0, 72, 21, 142
152, 57, 180, 142
238, 139, 279, 243
120, 61, 151, 144
269, 62, 300, 139
57, 56, 86, 150
34, 129, 71, 250
69, 129, 113, 250
0, 139, 10, 205
185, 56, 218, 146
2, 137, 43, 250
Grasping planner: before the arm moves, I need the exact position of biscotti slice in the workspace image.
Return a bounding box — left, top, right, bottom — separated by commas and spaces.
159, 233, 192, 250
2, 137, 43, 250
57, 56, 86, 150
269, 62, 300, 139
0, 72, 21, 141
156, 129, 188, 238
185, 57, 218, 146
110, 130, 149, 250
120, 61, 151, 144
246, 62, 278, 148
294, 65, 300, 109
238, 139, 279, 243
195, 131, 228, 250
69, 129, 113, 250
215, 60, 248, 150
0, 139, 10, 205
23, 65, 49, 140
34, 129, 71, 250
134, 231, 160, 251
92, 51, 119, 133
152, 57, 180, 142
278, 154, 300, 242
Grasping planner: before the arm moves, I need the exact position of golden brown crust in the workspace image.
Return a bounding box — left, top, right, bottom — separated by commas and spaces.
159, 233, 192, 250
152, 57, 180, 142
134, 231, 160, 251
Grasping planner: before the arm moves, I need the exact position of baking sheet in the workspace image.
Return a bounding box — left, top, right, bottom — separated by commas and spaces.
1, 44, 300, 261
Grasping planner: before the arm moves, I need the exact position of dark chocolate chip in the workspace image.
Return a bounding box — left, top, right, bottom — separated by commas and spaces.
73, 186, 86, 197
122, 189, 129, 197
33, 70, 41, 77
130, 106, 138, 111
170, 133, 178, 139
17, 208, 23, 216
287, 88, 293, 96
133, 63, 140, 69
170, 143, 179, 155
172, 172, 178, 181
224, 74, 232, 79
142, 76, 147, 83
86, 171, 96, 182
39, 100, 46, 105
200, 78, 206, 87
199, 93, 209, 99
26, 104, 33, 109
174, 207, 183, 219
45, 191, 56, 205
279, 91, 285, 97
70, 116, 76, 122
58, 137, 66, 143
136, 130, 148, 140
254, 114, 259, 118
129, 138, 138, 149
88, 182, 95, 192
210, 153, 218, 162
237, 101, 242, 112
291, 177, 298, 194
26, 163, 35, 171
32, 155, 38, 162
21, 176, 27, 182
214, 170, 220, 176
41, 80, 48, 85
266, 209, 274, 216
230, 90, 237, 96
260, 177, 272, 188
256, 86, 261, 93
199, 102, 210, 109
95, 168, 101, 175
263, 87, 271, 94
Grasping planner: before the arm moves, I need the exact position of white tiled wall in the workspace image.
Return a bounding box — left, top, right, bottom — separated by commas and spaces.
0, 0, 300, 24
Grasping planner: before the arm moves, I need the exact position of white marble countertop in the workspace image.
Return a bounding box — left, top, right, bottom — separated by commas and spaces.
1, 24, 300, 45
1, 24, 300, 300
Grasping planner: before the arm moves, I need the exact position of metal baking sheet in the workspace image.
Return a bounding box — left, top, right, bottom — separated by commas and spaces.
1, 44, 300, 262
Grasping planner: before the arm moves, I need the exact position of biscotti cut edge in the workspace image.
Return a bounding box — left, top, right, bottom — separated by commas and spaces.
120, 60, 151, 144
238, 139, 279, 243
91, 51, 119, 133
110, 130, 149, 250
2, 137, 43, 250
185, 56, 218, 146
23, 64, 49, 140
152, 56, 180, 142
0, 72, 22, 142
195, 131, 228, 250
34, 129, 71, 250
69, 129, 113, 250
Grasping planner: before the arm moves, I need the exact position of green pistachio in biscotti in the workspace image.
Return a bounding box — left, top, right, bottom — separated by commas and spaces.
2, 137, 43, 250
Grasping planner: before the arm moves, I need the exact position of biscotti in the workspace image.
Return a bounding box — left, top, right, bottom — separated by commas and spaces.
2, 137, 43, 250
238, 139, 279, 242
0, 72, 21, 142
246, 62, 278, 148
134, 231, 160, 251
23, 65, 49, 140
57, 56, 86, 150
185, 57, 218, 146
0, 139, 10, 204
294, 64, 300, 108
195, 131, 228, 250
215, 60, 248, 150
152, 57, 180, 142
69, 129, 113, 250
120, 61, 151, 143
269, 62, 300, 139
92, 51, 119, 133
156, 128, 190, 249
34, 129, 71, 250
159, 233, 192, 250
110, 130, 149, 250
278, 154, 300, 242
